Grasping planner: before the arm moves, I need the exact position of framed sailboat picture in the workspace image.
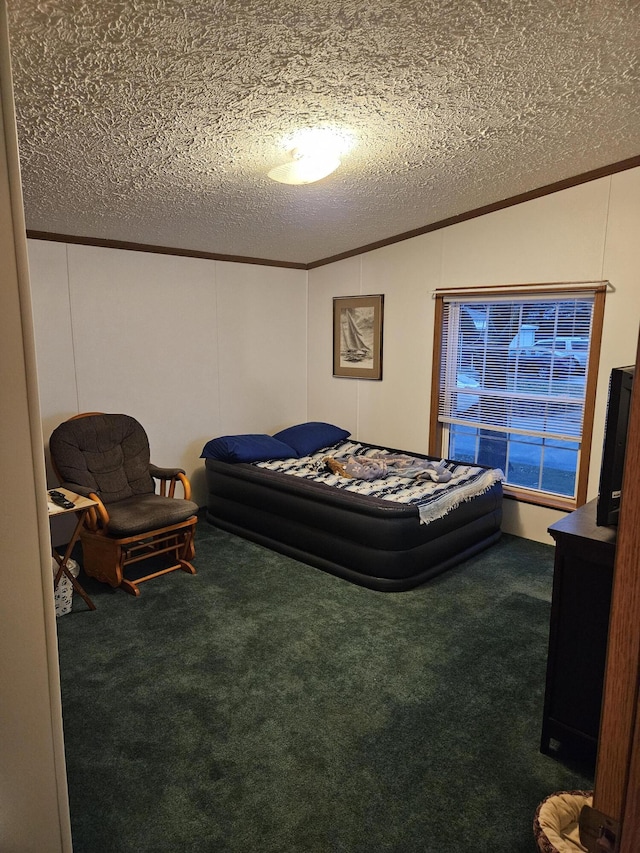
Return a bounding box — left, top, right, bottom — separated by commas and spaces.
333, 294, 384, 379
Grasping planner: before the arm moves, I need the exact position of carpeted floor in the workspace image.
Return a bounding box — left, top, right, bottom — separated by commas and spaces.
56, 521, 592, 852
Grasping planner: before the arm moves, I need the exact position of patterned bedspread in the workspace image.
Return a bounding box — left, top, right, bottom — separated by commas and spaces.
255, 441, 503, 524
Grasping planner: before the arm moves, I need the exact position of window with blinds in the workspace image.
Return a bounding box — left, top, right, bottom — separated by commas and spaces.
431, 285, 605, 509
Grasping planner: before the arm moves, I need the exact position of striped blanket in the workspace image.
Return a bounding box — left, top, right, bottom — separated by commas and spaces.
255, 441, 503, 525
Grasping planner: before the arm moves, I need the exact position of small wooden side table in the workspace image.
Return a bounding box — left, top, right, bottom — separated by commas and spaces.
48, 487, 98, 612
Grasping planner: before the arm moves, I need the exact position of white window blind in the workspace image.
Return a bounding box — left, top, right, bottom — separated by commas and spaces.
439, 293, 595, 442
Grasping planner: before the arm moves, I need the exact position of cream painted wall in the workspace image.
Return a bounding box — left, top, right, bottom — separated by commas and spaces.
308, 169, 640, 543
215, 260, 308, 435
307, 255, 361, 436
27, 242, 308, 509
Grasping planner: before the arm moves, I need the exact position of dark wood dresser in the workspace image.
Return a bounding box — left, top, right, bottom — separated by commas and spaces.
540, 498, 617, 767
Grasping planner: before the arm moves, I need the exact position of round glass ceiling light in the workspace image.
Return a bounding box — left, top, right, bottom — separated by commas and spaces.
267, 127, 354, 185
268, 149, 341, 185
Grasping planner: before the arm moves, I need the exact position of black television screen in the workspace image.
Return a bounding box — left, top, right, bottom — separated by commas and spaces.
597, 365, 635, 526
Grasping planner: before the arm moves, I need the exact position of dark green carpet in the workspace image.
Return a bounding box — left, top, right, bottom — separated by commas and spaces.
56, 521, 592, 852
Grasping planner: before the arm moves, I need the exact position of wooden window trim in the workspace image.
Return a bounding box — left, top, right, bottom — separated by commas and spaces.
429, 283, 606, 510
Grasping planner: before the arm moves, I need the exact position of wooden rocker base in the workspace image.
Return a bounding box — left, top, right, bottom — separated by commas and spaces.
118, 558, 196, 597
80, 516, 198, 596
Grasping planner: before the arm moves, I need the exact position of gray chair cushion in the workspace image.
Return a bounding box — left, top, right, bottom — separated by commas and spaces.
105, 494, 199, 536
50, 414, 155, 503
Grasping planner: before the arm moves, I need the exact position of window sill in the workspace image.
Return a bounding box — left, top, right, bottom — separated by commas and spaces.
503, 485, 577, 513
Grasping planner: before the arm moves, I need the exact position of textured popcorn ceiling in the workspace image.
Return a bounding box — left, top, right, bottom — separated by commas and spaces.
7, 0, 640, 265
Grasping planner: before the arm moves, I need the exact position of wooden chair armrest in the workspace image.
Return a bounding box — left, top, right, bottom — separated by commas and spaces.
177, 471, 192, 501
58, 482, 109, 531
149, 465, 192, 500
86, 494, 109, 530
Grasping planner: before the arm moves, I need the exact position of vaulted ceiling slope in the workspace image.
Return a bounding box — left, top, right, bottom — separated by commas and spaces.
7, 1, 640, 266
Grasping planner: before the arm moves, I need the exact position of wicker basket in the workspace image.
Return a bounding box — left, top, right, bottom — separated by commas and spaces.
533, 790, 593, 853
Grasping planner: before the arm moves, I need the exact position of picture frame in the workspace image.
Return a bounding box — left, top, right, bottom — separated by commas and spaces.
333, 294, 384, 380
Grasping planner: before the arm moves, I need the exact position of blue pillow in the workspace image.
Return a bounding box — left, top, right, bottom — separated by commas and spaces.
272, 422, 351, 457
201, 434, 296, 463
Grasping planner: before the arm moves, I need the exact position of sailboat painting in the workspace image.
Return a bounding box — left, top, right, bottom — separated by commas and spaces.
333, 295, 384, 379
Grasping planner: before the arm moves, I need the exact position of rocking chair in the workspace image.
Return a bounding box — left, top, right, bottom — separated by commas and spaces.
49, 412, 198, 596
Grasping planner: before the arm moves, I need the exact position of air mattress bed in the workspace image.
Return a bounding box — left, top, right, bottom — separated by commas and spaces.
203, 428, 503, 591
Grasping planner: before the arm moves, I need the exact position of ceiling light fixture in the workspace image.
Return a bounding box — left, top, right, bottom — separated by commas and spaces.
267, 127, 354, 186
267, 148, 341, 185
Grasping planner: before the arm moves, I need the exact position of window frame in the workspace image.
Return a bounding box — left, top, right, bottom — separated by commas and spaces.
429, 282, 606, 511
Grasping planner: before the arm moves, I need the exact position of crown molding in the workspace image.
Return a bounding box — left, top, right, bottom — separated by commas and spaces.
27, 154, 640, 271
